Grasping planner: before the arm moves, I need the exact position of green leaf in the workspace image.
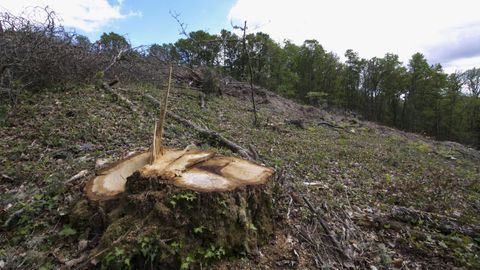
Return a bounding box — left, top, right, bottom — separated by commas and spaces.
59, 224, 77, 236
438, 241, 448, 249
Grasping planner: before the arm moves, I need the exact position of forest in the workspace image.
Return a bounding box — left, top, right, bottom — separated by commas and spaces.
151, 29, 480, 148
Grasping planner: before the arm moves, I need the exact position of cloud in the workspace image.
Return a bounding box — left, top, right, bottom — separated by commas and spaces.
228, 0, 480, 70
426, 24, 480, 66
0, 0, 141, 32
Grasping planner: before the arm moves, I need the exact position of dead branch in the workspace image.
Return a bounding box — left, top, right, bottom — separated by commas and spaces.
100, 85, 257, 161
143, 93, 256, 160
65, 169, 90, 185
3, 208, 25, 228
390, 206, 480, 238
302, 196, 351, 260
101, 48, 127, 75
317, 121, 342, 130
237, 20, 258, 126
101, 83, 137, 112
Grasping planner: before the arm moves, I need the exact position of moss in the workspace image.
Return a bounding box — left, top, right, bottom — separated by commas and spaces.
69, 199, 93, 229
100, 216, 135, 247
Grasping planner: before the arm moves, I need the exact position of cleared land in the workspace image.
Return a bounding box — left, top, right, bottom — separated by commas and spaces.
1, 82, 479, 269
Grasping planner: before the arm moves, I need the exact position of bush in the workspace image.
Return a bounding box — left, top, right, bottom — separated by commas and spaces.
0, 7, 168, 98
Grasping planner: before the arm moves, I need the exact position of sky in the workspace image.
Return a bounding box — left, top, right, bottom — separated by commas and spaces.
1, 0, 479, 73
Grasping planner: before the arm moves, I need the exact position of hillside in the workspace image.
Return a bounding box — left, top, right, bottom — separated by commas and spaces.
1, 77, 479, 269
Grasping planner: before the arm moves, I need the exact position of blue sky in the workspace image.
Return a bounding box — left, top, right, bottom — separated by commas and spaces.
1, 0, 480, 72
99, 0, 238, 46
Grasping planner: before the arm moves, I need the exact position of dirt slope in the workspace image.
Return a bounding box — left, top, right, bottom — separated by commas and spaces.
0, 80, 479, 269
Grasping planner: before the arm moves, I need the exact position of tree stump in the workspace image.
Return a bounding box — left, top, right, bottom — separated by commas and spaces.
78, 148, 275, 269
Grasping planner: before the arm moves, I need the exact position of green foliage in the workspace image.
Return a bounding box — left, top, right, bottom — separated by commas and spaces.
99, 32, 130, 54
193, 225, 206, 234
161, 28, 480, 148
201, 245, 225, 260
169, 191, 197, 207
58, 224, 77, 236
306, 91, 328, 106
138, 236, 159, 265
180, 254, 195, 270
102, 247, 131, 270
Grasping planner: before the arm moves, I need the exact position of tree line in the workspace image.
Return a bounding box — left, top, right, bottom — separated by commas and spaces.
1, 7, 478, 148
148, 29, 480, 148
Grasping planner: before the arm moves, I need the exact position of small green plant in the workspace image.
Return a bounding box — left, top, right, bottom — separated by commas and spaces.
138, 236, 159, 265
193, 225, 206, 234
169, 191, 197, 207
416, 142, 431, 153
169, 240, 185, 255
102, 247, 131, 270
385, 174, 392, 184
180, 254, 195, 270
58, 224, 77, 236
215, 197, 228, 208
202, 245, 225, 260
246, 222, 257, 231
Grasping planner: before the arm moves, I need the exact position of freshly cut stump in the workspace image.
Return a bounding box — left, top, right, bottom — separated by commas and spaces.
80, 148, 275, 269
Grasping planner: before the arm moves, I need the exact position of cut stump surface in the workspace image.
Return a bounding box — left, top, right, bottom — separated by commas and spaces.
85, 148, 274, 201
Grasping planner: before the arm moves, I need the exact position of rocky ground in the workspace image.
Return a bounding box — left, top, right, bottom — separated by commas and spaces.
1, 78, 479, 269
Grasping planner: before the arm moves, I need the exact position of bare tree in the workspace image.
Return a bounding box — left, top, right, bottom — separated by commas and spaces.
234, 21, 258, 126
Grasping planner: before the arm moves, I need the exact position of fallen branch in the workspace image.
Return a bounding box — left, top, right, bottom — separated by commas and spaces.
3, 208, 25, 228
101, 82, 137, 112
101, 49, 127, 75
65, 255, 87, 269
102, 83, 259, 160
390, 206, 480, 238
317, 121, 342, 130
100, 83, 258, 161
302, 196, 350, 260
143, 93, 256, 160
65, 169, 89, 184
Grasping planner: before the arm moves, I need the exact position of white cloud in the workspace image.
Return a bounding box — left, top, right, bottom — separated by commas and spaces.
228, 0, 480, 71
0, 0, 141, 32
